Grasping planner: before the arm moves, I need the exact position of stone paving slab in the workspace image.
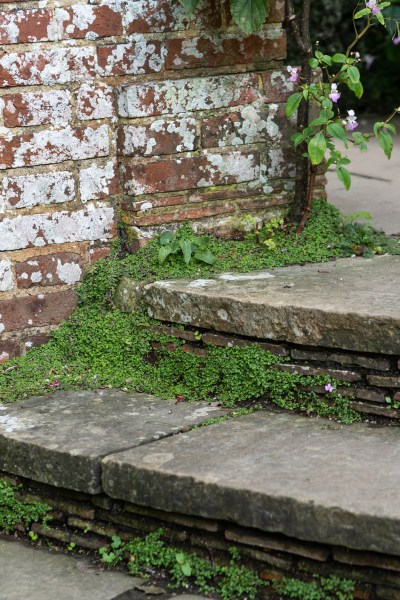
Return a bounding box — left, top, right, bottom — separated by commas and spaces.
0, 390, 227, 493
139, 255, 400, 354
102, 410, 400, 556
0, 536, 207, 600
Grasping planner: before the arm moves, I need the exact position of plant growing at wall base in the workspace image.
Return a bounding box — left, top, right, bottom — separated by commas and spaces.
0, 478, 51, 533
158, 229, 216, 266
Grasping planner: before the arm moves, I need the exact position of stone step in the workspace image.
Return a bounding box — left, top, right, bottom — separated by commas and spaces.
102, 409, 400, 557
123, 255, 400, 354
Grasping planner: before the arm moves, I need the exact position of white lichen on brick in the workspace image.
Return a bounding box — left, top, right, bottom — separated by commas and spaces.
99, 37, 165, 76
56, 5, 96, 36
198, 153, 259, 187
79, 160, 116, 202
2, 125, 109, 169
122, 118, 196, 155
2, 171, 75, 209
56, 259, 82, 284
4, 90, 72, 127
0, 203, 114, 251
76, 83, 114, 120
0, 259, 14, 292
117, 73, 257, 118
0, 48, 95, 87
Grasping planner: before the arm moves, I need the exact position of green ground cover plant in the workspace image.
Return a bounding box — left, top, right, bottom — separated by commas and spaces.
0, 200, 398, 422
97, 529, 355, 600
0, 478, 51, 533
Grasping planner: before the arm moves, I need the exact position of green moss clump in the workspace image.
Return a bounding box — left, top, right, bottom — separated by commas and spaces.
0, 478, 51, 533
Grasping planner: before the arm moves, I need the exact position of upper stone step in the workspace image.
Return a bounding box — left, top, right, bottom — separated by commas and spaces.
132, 255, 400, 354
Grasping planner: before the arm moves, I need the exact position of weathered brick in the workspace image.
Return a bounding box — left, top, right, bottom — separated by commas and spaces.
0, 290, 76, 333
0, 258, 14, 292
0, 47, 95, 88
367, 375, 400, 388
123, 0, 222, 34
262, 70, 298, 103
225, 527, 330, 562
23, 333, 51, 353
146, 324, 198, 342
0, 204, 114, 251
350, 401, 400, 419
0, 9, 54, 45
97, 41, 165, 77
376, 586, 400, 599
57, 5, 122, 39
333, 548, 400, 572
201, 104, 286, 148
76, 83, 114, 121
67, 517, 119, 539
1, 171, 75, 209
31, 523, 71, 543
273, 364, 362, 382
122, 152, 259, 196
182, 344, 209, 358
337, 387, 386, 404
117, 73, 260, 118
44, 498, 95, 519
291, 349, 391, 371
394, 391, 400, 402
16, 252, 83, 289
117, 119, 197, 157
0, 125, 109, 169
166, 29, 286, 71
3, 90, 71, 127
79, 160, 119, 202
202, 333, 288, 356
89, 246, 111, 263
0, 339, 20, 362
124, 201, 235, 226
125, 502, 219, 532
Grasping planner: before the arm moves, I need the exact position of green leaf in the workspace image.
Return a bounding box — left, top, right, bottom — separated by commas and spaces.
376, 10, 385, 25
346, 79, 364, 98
180, 240, 193, 264
322, 98, 333, 110
158, 246, 173, 264
159, 231, 175, 245
309, 116, 329, 127
327, 123, 348, 147
291, 132, 305, 147
374, 121, 384, 136
321, 55, 333, 66
178, 0, 200, 13
354, 7, 370, 18
309, 58, 319, 68
308, 132, 327, 165
336, 166, 351, 190
315, 50, 323, 60
175, 552, 185, 565
181, 563, 192, 577
194, 250, 217, 265
332, 53, 347, 63
285, 92, 302, 117
378, 130, 393, 159
230, 0, 269, 34
347, 66, 360, 84
383, 123, 397, 135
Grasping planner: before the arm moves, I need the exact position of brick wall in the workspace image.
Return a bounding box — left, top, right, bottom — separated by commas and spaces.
0, 0, 293, 359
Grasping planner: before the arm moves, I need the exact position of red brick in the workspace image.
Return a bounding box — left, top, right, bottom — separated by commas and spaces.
0, 47, 95, 88
0, 339, 20, 362
116, 73, 260, 118
58, 5, 122, 39
262, 70, 298, 103
89, 246, 111, 263
0, 290, 76, 333
124, 0, 222, 34
0, 9, 54, 44
350, 401, 400, 418
3, 90, 71, 127
165, 30, 286, 71
2, 171, 75, 209
272, 364, 362, 382
23, 333, 51, 353
16, 252, 84, 289
79, 160, 119, 203
117, 119, 198, 157
182, 344, 209, 358
394, 392, 400, 403
124, 200, 237, 226
0, 125, 109, 169
97, 41, 165, 77
367, 375, 400, 388
122, 152, 259, 196
76, 83, 114, 121
201, 104, 287, 149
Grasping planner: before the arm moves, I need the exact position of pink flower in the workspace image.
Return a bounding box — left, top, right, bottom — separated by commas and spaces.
366, 0, 380, 15
328, 83, 341, 103
343, 110, 358, 131
287, 66, 299, 84
325, 383, 335, 393
50, 380, 60, 387
393, 37, 400, 46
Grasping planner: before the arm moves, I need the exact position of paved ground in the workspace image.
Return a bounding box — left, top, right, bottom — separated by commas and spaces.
0, 536, 206, 600
327, 116, 400, 235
